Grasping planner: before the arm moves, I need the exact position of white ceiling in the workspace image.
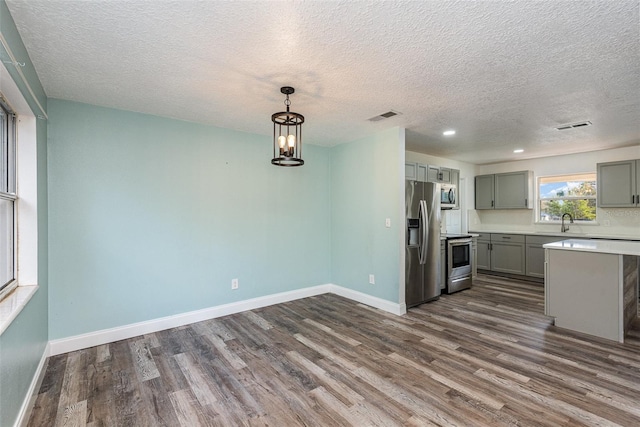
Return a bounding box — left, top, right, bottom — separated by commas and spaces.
6, 0, 640, 164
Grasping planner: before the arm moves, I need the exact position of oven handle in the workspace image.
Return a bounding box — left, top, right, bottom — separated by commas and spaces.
447, 239, 472, 245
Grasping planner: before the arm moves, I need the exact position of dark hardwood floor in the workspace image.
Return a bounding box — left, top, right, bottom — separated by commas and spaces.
27, 275, 640, 426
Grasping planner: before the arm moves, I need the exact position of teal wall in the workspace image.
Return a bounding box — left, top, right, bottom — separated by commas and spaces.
331, 127, 403, 302
47, 99, 332, 339
0, 2, 49, 426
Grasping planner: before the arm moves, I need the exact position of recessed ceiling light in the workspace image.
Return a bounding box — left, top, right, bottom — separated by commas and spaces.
443, 130, 456, 136
513, 149, 524, 153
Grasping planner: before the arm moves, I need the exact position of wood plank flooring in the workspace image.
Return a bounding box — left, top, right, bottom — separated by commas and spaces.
27, 275, 640, 426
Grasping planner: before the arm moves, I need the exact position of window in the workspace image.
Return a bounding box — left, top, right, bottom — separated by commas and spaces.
538, 173, 597, 223
0, 98, 16, 300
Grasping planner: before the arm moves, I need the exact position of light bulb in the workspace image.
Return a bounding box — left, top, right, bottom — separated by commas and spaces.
287, 134, 296, 148
278, 135, 286, 148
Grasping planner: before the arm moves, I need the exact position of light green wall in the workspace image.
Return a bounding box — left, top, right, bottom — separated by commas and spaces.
331, 127, 404, 302
0, 2, 48, 426
47, 99, 332, 339
1, 3, 405, 421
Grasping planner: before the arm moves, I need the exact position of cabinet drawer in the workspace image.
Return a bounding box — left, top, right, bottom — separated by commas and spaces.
476, 233, 491, 242
491, 233, 525, 243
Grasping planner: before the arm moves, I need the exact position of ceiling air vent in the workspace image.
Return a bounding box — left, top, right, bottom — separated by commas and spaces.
556, 121, 592, 130
368, 110, 401, 122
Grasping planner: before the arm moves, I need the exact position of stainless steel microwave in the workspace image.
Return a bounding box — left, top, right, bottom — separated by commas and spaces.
440, 184, 457, 209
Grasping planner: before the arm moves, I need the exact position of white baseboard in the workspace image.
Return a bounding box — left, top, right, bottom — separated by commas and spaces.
49, 284, 332, 356
49, 283, 405, 356
15, 342, 50, 427
329, 285, 407, 315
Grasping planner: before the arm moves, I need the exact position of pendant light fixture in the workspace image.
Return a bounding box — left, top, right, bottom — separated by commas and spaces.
271, 86, 304, 166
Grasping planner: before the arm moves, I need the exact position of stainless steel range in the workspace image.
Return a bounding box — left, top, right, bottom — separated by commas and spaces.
443, 234, 473, 294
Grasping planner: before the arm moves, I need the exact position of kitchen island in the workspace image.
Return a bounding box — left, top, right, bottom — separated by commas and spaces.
544, 239, 640, 342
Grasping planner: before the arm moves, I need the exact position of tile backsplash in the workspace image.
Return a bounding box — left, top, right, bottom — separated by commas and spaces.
469, 208, 640, 239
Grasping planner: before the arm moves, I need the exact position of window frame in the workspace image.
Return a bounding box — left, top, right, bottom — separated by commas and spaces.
537, 172, 597, 224
0, 98, 17, 301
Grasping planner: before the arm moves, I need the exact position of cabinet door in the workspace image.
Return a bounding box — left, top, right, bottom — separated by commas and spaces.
472, 238, 478, 279
491, 241, 526, 275
495, 171, 532, 209
427, 165, 440, 182
525, 244, 545, 278
440, 242, 446, 290
439, 167, 451, 183
405, 162, 417, 180
597, 160, 637, 207
475, 175, 495, 209
417, 163, 428, 182
476, 240, 491, 270
525, 235, 562, 278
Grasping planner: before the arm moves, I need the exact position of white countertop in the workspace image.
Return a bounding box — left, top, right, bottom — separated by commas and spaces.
469, 230, 640, 241
543, 239, 640, 256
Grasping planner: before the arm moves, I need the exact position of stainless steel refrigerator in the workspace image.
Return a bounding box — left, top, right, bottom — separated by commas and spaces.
405, 181, 441, 307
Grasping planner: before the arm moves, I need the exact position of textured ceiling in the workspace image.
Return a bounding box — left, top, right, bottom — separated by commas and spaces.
5, 0, 640, 164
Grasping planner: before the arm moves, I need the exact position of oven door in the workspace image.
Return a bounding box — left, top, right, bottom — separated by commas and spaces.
448, 239, 472, 278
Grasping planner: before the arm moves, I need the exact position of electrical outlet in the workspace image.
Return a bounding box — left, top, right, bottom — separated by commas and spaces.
385, 218, 391, 228
369, 274, 375, 285
231, 278, 239, 289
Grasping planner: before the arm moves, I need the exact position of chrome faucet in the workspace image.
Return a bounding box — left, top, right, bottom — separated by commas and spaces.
561, 213, 574, 232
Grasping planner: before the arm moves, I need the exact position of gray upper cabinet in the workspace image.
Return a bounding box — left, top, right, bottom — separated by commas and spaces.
417, 164, 428, 182
427, 165, 451, 183
406, 162, 460, 209
597, 160, 640, 207
427, 165, 440, 182
475, 174, 495, 209
495, 171, 533, 209
405, 162, 417, 180
475, 171, 533, 209
405, 162, 428, 182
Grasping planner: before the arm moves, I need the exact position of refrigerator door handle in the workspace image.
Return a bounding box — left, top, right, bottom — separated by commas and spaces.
418, 199, 424, 264
420, 200, 429, 264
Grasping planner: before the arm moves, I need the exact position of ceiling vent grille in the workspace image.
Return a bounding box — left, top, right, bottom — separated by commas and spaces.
368, 110, 400, 122
556, 121, 592, 130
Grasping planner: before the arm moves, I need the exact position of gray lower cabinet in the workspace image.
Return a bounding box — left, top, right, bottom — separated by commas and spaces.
525, 235, 563, 278
597, 159, 640, 207
490, 234, 525, 275
476, 233, 526, 276
440, 240, 446, 290
477, 232, 567, 280
472, 237, 478, 280
476, 234, 492, 270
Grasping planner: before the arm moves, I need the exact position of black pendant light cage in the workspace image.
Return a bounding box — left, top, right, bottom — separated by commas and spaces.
272, 86, 304, 166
